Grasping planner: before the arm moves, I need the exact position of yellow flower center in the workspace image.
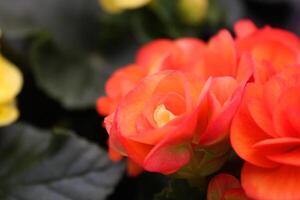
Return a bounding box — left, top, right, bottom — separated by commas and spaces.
153, 104, 176, 127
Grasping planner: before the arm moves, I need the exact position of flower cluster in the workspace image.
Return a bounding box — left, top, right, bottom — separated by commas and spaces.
97, 20, 300, 199
0, 54, 23, 127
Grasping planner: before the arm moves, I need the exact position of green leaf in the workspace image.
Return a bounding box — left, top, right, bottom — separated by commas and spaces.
29, 33, 138, 109
154, 178, 205, 200
0, 123, 124, 200
29, 31, 138, 109
30, 34, 111, 109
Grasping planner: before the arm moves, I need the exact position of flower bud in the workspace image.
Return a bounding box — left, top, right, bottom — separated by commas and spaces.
177, 0, 209, 25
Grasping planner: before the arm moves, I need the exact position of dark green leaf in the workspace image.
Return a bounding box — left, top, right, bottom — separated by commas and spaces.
0, 123, 124, 200
30, 34, 112, 109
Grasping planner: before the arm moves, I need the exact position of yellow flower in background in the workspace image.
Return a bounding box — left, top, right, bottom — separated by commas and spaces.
100, 0, 151, 13
178, 0, 208, 25
100, 0, 209, 26
0, 54, 23, 127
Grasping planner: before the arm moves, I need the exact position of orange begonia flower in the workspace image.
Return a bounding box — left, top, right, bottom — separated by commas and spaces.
234, 19, 300, 83
231, 67, 300, 200
105, 69, 247, 174
98, 25, 255, 175
97, 39, 207, 176
98, 20, 291, 175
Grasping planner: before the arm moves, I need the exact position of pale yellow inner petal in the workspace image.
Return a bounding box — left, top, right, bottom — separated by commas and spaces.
0, 54, 23, 104
0, 100, 19, 127
153, 104, 176, 128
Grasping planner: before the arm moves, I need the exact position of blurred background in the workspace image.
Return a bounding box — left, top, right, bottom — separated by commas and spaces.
0, 0, 299, 199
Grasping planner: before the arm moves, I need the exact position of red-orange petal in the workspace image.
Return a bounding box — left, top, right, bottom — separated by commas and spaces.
222, 188, 249, 200
106, 114, 128, 156
108, 146, 123, 161
248, 97, 275, 137
97, 97, 114, 116
230, 84, 276, 168
253, 60, 276, 84
136, 39, 179, 73
199, 77, 241, 146
273, 87, 300, 137
105, 64, 145, 98
172, 38, 206, 75
235, 53, 254, 84
262, 75, 284, 117
139, 92, 185, 131
253, 138, 300, 165
259, 27, 300, 53
143, 143, 192, 174
234, 19, 257, 39
210, 77, 239, 106
143, 108, 199, 173
208, 29, 237, 75
242, 163, 300, 200
267, 148, 300, 166
251, 40, 298, 70
127, 159, 144, 177
236, 26, 300, 57
120, 137, 153, 166
116, 71, 169, 137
